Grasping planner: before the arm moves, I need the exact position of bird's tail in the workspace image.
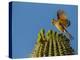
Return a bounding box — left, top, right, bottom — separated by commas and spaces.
64, 29, 73, 40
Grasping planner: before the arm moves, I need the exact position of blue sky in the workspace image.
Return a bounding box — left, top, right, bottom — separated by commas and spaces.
11, 2, 78, 58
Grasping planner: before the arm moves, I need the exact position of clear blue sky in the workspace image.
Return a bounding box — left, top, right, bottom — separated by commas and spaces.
11, 2, 78, 58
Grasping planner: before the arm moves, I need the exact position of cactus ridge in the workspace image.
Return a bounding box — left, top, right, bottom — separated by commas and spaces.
31, 29, 74, 57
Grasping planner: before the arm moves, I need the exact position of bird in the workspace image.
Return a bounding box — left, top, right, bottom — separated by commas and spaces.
51, 9, 73, 40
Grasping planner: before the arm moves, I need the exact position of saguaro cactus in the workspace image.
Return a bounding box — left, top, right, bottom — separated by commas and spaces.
30, 29, 74, 57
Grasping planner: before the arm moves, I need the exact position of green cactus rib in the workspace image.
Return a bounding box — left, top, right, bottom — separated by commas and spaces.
43, 41, 49, 56
30, 29, 74, 57
56, 32, 63, 56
